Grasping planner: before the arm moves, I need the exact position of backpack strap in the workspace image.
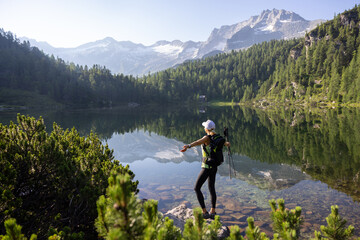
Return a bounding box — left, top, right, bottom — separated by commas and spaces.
202, 135, 211, 156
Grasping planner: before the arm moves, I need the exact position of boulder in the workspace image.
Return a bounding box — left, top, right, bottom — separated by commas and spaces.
164, 203, 230, 239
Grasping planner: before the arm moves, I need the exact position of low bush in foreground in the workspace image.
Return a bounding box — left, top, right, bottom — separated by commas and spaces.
0, 115, 138, 239
1, 173, 358, 239
92, 173, 359, 240
0, 173, 360, 240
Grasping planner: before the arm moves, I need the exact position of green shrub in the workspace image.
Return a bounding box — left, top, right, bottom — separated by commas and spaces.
269, 199, 302, 239
0, 218, 37, 240
95, 173, 181, 239
245, 217, 269, 240
0, 114, 137, 239
310, 205, 357, 240
182, 208, 222, 240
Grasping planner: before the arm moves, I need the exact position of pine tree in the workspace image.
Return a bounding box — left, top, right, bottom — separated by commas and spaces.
310, 205, 356, 240
95, 173, 181, 240
328, 61, 341, 101
227, 225, 244, 240
182, 208, 222, 240
245, 217, 269, 240
340, 51, 357, 101
0, 218, 37, 240
269, 199, 302, 240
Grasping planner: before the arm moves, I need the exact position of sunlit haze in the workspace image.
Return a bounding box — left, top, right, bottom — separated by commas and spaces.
0, 0, 357, 48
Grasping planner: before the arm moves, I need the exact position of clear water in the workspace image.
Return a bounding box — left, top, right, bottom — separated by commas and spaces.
1, 106, 359, 238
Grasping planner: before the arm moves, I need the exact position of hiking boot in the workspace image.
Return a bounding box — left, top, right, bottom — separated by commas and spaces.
203, 212, 210, 219
209, 212, 216, 220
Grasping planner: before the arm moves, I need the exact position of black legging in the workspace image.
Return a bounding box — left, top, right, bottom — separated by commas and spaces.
194, 167, 217, 209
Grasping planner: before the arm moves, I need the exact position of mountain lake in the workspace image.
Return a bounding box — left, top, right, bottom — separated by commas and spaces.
1, 105, 359, 238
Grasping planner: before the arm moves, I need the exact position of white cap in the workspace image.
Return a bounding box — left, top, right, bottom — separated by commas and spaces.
202, 120, 215, 130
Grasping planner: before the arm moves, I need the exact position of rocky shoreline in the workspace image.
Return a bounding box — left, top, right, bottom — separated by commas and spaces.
163, 203, 230, 239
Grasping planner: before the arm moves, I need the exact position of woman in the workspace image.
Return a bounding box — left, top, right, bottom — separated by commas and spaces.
180, 120, 230, 219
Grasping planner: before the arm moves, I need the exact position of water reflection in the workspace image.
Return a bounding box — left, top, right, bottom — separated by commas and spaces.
106, 130, 199, 163
219, 154, 311, 191
104, 125, 360, 238
1, 106, 360, 237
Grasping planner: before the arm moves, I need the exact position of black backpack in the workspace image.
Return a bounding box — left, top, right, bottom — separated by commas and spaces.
203, 134, 226, 167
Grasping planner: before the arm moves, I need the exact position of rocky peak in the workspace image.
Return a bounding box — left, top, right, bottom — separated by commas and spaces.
199, 8, 322, 54
251, 9, 305, 29
153, 40, 171, 46
171, 40, 184, 46
101, 37, 117, 44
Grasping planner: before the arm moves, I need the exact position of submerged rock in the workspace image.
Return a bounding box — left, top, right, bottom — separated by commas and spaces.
164, 203, 230, 239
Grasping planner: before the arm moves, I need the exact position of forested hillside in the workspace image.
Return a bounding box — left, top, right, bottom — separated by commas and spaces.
0, 31, 154, 107
141, 5, 360, 105
1, 5, 360, 107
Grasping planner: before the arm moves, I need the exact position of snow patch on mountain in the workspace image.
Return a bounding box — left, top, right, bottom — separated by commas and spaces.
259, 24, 275, 32
152, 44, 183, 55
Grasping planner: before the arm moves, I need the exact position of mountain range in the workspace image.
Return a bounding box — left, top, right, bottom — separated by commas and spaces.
22, 9, 323, 76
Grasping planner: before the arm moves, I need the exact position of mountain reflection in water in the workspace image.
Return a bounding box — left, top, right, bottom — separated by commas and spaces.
1, 105, 360, 237
107, 130, 310, 191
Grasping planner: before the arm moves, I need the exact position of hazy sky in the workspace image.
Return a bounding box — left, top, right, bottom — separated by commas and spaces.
0, 0, 358, 48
